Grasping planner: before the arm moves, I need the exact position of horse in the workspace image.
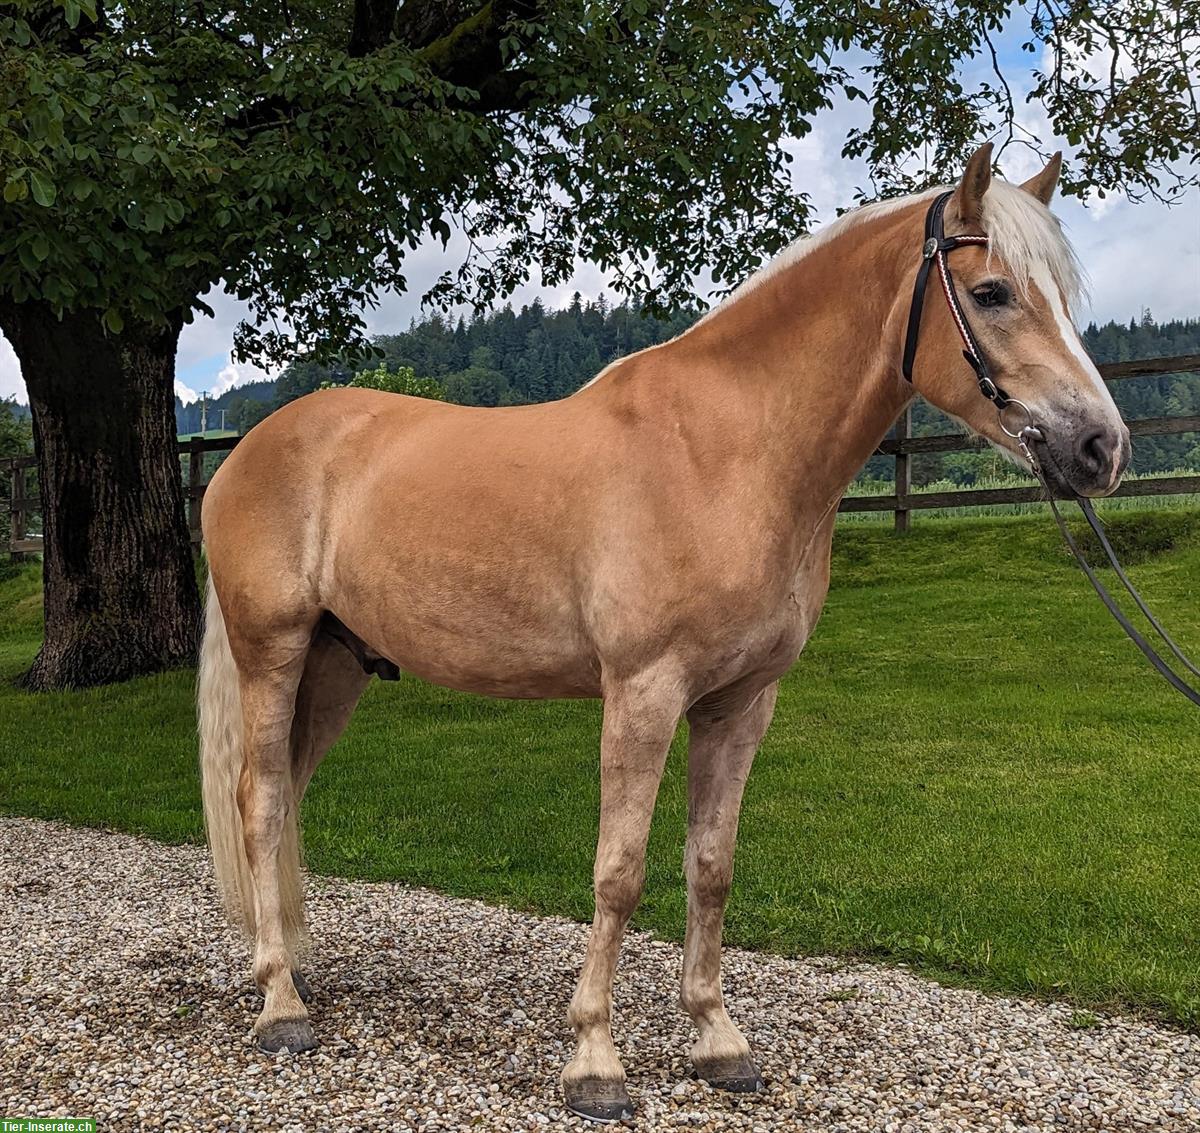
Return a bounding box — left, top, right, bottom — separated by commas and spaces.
198, 143, 1130, 1122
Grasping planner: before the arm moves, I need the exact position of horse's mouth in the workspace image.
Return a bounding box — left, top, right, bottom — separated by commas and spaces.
1027, 433, 1081, 500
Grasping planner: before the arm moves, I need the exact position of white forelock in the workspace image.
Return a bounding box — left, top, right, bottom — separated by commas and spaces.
980, 179, 1089, 315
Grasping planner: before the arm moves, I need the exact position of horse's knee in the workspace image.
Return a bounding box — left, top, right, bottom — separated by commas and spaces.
594, 852, 645, 920
685, 839, 733, 908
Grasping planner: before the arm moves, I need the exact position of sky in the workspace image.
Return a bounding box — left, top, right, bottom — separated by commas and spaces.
3, 43, 1198, 405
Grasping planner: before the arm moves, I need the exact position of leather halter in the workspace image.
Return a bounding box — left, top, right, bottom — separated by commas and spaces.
901, 191, 1006, 406
902, 189, 1200, 707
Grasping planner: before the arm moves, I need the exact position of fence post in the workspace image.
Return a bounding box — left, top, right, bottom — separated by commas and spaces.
9, 461, 26, 562
187, 438, 204, 550
894, 406, 912, 532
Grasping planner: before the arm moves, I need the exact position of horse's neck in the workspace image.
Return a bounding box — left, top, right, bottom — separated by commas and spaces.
651, 212, 916, 524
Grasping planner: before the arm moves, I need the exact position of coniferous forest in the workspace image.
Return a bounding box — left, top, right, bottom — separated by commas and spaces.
173, 299, 1200, 482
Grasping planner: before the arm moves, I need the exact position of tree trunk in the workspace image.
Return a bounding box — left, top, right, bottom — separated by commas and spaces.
0, 302, 201, 689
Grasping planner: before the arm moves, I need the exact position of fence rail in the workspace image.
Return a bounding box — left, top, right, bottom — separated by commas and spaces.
4, 354, 1200, 555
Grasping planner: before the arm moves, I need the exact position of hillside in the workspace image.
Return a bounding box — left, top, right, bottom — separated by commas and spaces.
174, 378, 274, 436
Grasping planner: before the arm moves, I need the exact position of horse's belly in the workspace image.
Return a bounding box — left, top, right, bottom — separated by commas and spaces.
349, 592, 601, 700
393, 645, 601, 699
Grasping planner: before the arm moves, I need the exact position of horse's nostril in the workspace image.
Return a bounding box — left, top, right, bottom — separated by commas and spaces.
1076, 429, 1112, 477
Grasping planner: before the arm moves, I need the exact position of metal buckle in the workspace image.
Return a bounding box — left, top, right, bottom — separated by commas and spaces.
996, 399, 1042, 472
922, 237, 938, 259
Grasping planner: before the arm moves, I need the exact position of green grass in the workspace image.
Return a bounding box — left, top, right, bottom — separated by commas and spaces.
2, 508, 1200, 1027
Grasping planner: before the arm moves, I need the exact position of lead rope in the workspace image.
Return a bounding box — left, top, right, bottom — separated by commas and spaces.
1019, 432, 1200, 707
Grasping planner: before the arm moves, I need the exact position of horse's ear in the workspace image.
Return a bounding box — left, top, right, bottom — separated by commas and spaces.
1020, 152, 1063, 206
952, 142, 993, 227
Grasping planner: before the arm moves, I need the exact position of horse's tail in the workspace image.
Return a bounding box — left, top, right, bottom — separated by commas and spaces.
198, 572, 305, 948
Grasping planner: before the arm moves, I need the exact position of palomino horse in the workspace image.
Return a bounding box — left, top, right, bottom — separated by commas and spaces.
199, 143, 1130, 1121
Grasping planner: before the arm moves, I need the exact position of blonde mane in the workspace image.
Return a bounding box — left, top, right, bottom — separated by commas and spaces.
697, 178, 1087, 325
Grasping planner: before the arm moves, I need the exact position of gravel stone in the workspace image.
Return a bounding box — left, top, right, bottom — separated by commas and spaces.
2, 816, 1199, 1131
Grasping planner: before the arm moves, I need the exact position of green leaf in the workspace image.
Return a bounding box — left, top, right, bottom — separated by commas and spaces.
30, 171, 56, 207
131, 144, 155, 166
30, 234, 50, 262
3, 176, 27, 204
102, 309, 124, 334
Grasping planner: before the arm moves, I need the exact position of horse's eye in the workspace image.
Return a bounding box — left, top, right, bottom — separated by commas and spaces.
972, 281, 1011, 308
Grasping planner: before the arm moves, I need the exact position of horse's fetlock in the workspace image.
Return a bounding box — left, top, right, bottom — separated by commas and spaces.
253, 951, 293, 991
680, 972, 726, 1023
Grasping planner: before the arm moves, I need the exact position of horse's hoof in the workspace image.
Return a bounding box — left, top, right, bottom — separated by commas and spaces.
694, 1056, 765, 1093
291, 970, 313, 1004
563, 1078, 633, 1124
257, 1018, 318, 1055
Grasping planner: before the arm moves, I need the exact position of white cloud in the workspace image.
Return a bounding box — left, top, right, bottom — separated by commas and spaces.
209, 355, 278, 397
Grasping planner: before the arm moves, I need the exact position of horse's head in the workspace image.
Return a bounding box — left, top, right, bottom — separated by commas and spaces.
905, 143, 1130, 497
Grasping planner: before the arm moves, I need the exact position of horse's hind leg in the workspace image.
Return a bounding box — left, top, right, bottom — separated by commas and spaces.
232, 624, 319, 1053
563, 673, 683, 1122
291, 631, 373, 802
681, 682, 778, 1091
284, 632, 372, 1003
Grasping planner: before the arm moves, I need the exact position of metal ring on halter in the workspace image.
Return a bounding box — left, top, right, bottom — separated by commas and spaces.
997, 397, 1035, 438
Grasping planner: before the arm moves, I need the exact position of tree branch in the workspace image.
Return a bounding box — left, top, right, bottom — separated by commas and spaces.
393, 0, 485, 50
349, 0, 400, 57
229, 0, 540, 136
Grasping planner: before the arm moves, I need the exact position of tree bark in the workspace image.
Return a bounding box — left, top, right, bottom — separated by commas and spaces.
0, 302, 201, 689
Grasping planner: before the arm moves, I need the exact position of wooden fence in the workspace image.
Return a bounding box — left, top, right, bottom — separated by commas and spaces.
4, 353, 1200, 556
6, 454, 38, 556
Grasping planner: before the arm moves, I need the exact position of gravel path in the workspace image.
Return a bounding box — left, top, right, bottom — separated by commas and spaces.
1, 816, 1198, 1132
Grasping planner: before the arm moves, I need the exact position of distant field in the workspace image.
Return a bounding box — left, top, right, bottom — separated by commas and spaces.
2, 507, 1199, 1027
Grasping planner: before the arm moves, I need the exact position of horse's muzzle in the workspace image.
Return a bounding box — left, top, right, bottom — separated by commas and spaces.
1037, 423, 1130, 498
1073, 425, 1131, 496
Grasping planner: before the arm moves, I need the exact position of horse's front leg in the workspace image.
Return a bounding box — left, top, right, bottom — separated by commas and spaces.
563, 675, 683, 1122
681, 682, 778, 1092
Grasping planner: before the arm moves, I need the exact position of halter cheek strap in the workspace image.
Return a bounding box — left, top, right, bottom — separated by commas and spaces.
901, 190, 1008, 407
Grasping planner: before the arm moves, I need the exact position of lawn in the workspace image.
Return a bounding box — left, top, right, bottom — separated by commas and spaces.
2, 508, 1199, 1026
